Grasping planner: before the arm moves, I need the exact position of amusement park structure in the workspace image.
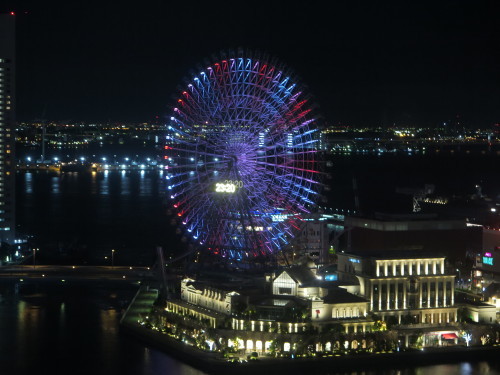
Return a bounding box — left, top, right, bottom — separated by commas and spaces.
165, 52, 322, 261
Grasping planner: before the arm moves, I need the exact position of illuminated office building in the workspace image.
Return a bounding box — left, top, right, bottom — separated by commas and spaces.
0, 14, 16, 244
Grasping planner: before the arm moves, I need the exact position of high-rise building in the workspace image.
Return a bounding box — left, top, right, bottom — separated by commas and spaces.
0, 14, 16, 244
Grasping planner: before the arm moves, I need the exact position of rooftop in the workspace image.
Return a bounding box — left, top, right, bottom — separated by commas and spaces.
278, 266, 318, 287
343, 250, 446, 260
322, 288, 368, 304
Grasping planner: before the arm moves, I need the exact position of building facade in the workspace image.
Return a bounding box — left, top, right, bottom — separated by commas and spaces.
0, 14, 16, 244
180, 278, 241, 315
343, 214, 481, 265
472, 248, 500, 291
338, 252, 457, 324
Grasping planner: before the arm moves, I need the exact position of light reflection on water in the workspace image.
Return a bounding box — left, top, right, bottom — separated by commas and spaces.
327, 361, 500, 375
0, 282, 207, 375
120, 171, 130, 195
23, 170, 157, 198
101, 170, 110, 195
51, 175, 60, 194
24, 172, 33, 194
15, 170, 174, 265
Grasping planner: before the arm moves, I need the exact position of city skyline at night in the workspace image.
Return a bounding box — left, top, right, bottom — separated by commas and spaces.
1, 1, 500, 128
1, 3, 500, 375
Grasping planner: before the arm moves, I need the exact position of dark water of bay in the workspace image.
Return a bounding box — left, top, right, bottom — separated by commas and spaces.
16, 170, 180, 265
0, 280, 206, 375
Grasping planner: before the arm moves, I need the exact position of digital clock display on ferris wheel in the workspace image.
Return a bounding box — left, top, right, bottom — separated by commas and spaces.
215, 180, 243, 193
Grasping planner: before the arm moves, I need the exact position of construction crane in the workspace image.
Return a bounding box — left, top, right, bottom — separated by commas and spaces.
396, 184, 435, 212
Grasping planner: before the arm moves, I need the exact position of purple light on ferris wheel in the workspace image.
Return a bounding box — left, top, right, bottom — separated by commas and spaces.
165, 54, 321, 259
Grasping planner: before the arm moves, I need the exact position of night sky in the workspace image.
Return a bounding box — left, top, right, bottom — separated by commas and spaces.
4, 1, 500, 127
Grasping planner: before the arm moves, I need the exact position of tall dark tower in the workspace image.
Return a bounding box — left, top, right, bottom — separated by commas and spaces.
0, 14, 16, 244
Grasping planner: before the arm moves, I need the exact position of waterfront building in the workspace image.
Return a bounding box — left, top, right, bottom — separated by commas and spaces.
343, 213, 481, 265
311, 288, 370, 330
337, 251, 458, 325
271, 263, 323, 298
0, 14, 15, 244
472, 247, 500, 291
460, 300, 496, 324
483, 282, 500, 314
161, 250, 472, 355
167, 263, 374, 337
163, 253, 465, 355
166, 278, 243, 328
296, 214, 330, 264
470, 227, 500, 293
291, 212, 341, 265
180, 277, 242, 315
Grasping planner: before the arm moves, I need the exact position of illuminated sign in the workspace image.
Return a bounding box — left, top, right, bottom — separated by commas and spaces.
483, 253, 494, 266
271, 214, 289, 222
215, 180, 243, 193
215, 183, 236, 193
236, 225, 271, 232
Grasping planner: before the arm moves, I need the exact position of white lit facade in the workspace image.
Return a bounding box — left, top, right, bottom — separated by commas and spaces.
338, 252, 457, 324
179, 278, 240, 315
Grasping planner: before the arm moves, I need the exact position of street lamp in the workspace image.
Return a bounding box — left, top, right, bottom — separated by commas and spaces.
112, 249, 115, 268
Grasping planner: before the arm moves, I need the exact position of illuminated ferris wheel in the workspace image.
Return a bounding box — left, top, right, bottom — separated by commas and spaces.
165, 53, 321, 259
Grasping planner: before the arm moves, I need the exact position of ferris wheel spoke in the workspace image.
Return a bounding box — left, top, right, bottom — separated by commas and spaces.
254, 160, 320, 175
